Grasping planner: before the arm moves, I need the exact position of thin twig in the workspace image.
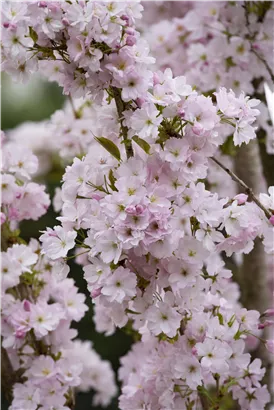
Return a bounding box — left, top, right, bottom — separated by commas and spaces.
250, 47, 274, 83
211, 156, 272, 219
110, 86, 133, 159
68, 95, 79, 119
243, 2, 274, 82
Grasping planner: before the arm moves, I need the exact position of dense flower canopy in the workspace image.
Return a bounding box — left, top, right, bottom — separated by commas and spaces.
1, 1, 274, 410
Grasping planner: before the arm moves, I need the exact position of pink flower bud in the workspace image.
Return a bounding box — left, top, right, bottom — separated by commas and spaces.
234, 193, 248, 205
0, 212, 6, 225
125, 205, 136, 215
262, 308, 274, 317
136, 204, 145, 215
91, 288, 102, 298
258, 320, 274, 329
192, 123, 203, 136
121, 15, 129, 22
153, 73, 160, 86
136, 97, 145, 108
23, 300, 31, 312
92, 194, 102, 201
125, 27, 135, 36
3, 22, 10, 28
252, 43, 260, 50
126, 36, 136, 46
62, 18, 70, 27
15, 329, 26, 339
265, 340, 274, 354
269, 215, 274, 226
191, 347, 198, 355
38, 1, 47, 7
179, 110, 185, 118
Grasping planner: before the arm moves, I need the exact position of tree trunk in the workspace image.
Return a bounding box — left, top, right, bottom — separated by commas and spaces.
234, 139, 273, 405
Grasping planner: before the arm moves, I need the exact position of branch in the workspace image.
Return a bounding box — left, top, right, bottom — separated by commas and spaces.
1, 347, 17, 402
198, 392, 210, 410
210, 156, 272, 219
110, 86, 133, 159
243, 2, 274, 82
68, 95, 80, 119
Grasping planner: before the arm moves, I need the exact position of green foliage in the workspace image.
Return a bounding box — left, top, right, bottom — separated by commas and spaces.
95, 137, 121, 161
132, 135, 151, 154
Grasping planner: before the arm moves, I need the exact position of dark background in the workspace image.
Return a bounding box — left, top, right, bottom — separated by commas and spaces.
1, 73, 133, 410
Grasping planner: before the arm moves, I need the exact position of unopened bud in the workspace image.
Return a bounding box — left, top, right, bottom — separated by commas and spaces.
23, 300, 31, 312
234, 193, 248, 205
269, 215, 274, 226
125, 27, 135, 36
62, 18, 70, 27
136, 97, 145, 108
258, 320, 274, 329
153, 72, 160, 86
126, 35, 136, 46
262, 308, 274, 317
91, 288, 102, 298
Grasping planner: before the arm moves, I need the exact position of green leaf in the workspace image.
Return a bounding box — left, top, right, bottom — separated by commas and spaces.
132, 135, 151, 154
29, 27, 38, 43
95, 137, 121, 161
217, 313, 224, 325
108, 169, 117, 191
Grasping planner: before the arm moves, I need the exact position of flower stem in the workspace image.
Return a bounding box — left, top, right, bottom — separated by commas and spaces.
210, 156, 272, 219
111, 86, 134, 159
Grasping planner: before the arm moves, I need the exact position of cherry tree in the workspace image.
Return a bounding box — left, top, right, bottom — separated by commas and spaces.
1, 1, 274, 410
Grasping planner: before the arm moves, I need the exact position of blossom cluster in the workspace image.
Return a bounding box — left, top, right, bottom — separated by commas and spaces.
2, 1, 274, 410
2, 242, 117, 410
1, 1, 152, 101
1, 132, 50, 226
143, 1, 274, 152
40, 85, 273, 409
1, 138, 117, 409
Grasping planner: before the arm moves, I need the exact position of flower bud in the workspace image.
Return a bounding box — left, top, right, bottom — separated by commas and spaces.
234, 193, 248, 205
23, 300, 31, 312
136, 205, 145, 214
258, 320, 274, 329
153, 72, 160, 86
262, 308, 274, 317
125, 27, 135, 36
91, 288, 102, 298
192, 123, 203, 136
62, 18, 70, 27
136, 97, 145, 108
92, 193, 102, 201
269, 215, 274, 226
126, 36, 136, 46
38, 1, 47, 7
15, 329, 26, 339
125, 205, 136, 215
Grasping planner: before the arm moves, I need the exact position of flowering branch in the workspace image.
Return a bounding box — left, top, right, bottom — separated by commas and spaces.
68, 94, 80, 119
111, 86, 134, 159
243, 1, 274, 82
211, 156, 272, 219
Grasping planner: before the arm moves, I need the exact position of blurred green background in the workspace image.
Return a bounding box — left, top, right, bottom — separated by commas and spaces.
1, 73, 133, 410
